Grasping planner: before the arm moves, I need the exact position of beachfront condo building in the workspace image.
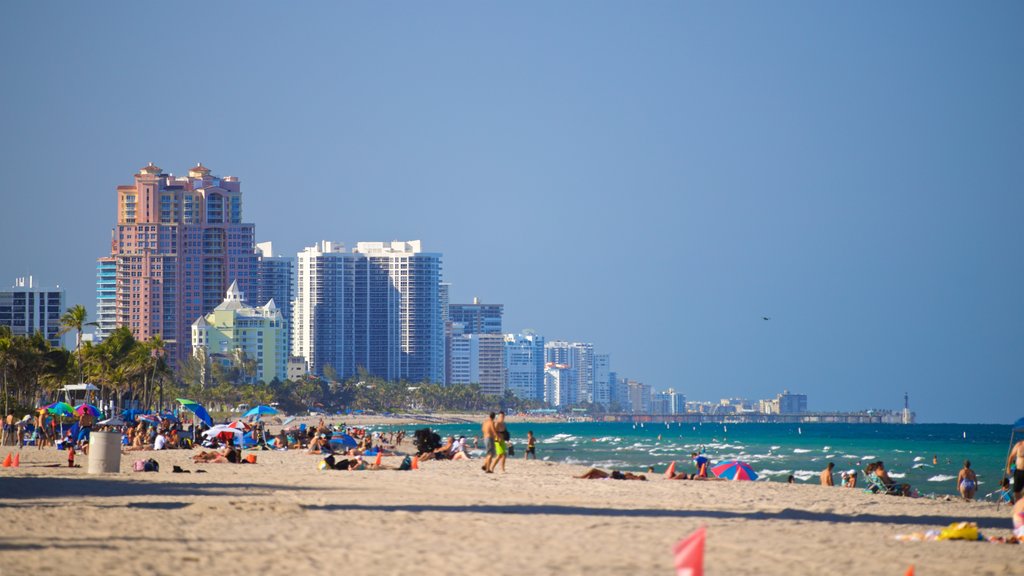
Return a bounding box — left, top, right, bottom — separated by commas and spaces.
448, 324, 505, 395
0, 277, 65, 348
504, 332, 546, 401
94, 257, 117, 342
255, 242, 294, 352
99, 163, 257, 364
293, 240, 444, 383
544, 362, 575, 407
448, 299, 503, 334
545, 340, 596, 405
190, 281, 287, 383
593, 353, 611, 407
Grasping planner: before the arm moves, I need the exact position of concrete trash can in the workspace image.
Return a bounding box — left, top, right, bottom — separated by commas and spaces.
88, 431, 122, 474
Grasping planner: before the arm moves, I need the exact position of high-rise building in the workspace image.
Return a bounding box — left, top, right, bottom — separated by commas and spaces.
447, 325, 505, 395
592, 353, 611, 407
95, 257, 117, 342
0, 277, 64, 348
448, 299, 503, 334
504, 332, 546, 401
626, 380, 651, 414
254, 242, 294, 352
292, 240, 444, 383
545, 341, 595, 404
191, 281, 287, 383
445, 298, 503, 386
100, 163, 257, 364
544, 362, 575, 407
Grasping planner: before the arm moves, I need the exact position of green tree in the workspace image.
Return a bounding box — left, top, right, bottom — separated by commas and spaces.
58, 304, 96, 384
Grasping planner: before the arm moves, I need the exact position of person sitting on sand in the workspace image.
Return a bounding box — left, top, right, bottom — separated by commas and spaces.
307, 434, 332, 455
843, 469, 857, 488
957, 460, 978, 501
420, 436, 455, 462
874, 461, 911, 496
691, 452, 709, 478
576, 468, 647, 481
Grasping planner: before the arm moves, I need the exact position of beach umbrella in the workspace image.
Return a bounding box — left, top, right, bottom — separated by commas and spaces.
244, 405, 278, 419
176, 398, 213, 427
203, 424, 244, 441
74, 403, 105, 419
282, 416, 296, 427
136, 414, 161, 425
97, 416, 126, 427
329, 434, 358, 449
44, 402, 75, 417
710, 460, 759, 481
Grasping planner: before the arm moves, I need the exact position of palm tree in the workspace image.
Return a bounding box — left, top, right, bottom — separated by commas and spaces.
58, 304, 96, 384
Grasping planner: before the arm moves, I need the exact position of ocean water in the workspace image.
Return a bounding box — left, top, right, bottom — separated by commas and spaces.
400, 421, 1014, 497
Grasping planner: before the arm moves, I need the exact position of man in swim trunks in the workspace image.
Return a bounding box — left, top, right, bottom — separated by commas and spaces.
481, 412, 497, 473
957, 459, 978, 501
820, 462, 835, 487
492, 411, 509, 473
1006, 440, 1024, 502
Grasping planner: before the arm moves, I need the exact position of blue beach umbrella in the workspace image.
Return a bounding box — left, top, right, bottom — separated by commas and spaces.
329, 434, 358, 449
176, 399, 213, 427
244, 405, 278, 419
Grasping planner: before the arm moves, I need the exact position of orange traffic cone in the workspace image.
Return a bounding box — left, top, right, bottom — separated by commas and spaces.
664, 461, 676, 479
411, 456, 419, 470
12, 453, 19, 468
905, 566, 914, 576
2, 453, 11, 467
374, 451, 383, 468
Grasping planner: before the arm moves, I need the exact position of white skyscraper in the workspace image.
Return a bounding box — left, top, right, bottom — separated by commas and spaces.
592, 353, 611, 407
504, 332, 546, 401
545, 341, 595, 404
293, 240, 444, 383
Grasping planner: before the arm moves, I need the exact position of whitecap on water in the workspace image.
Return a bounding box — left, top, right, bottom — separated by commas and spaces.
889, 472, 906, 479
928, 475, 956, 482
758, 469, 793, 477
793, 470, 816, 481
770, 446, 781, 451
860, 455, 876, 460
793, 448, 812, 454
913, 456, 924, 462
823, 446, 831, 452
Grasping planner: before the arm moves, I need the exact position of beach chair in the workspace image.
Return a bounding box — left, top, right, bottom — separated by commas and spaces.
862, 472, 900, 495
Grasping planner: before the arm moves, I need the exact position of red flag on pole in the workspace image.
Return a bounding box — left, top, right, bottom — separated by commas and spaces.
673, 526, 706, 576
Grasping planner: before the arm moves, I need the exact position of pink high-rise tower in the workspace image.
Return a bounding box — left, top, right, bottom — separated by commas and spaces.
104, 163, 256, 364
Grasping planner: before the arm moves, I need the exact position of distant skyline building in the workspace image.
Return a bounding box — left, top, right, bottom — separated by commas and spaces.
447, 325, 505, 395
504, 332, 546, 401
94, 257, 116, 342
626, 380, 651, 414
254, 241, 294, 352
0, 276, 64, 348
99, 163, 257, 364
448, 299, 503, 334
544, 362, 575, 407
545, 341, 595, 405
292, 240, 444, 383
190, 281, 287, 383
592, 353, 611, 407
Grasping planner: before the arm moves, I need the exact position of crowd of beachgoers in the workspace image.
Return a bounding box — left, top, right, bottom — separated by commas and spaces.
4, 406, 1023, 546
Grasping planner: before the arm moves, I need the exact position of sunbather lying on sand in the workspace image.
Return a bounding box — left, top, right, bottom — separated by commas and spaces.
576, 468, 646, 481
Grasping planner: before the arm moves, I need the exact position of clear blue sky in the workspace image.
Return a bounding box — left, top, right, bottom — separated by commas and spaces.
2, 2, 1021, 423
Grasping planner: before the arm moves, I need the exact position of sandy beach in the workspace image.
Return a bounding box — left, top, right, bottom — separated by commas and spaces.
0, 441, 1020, 576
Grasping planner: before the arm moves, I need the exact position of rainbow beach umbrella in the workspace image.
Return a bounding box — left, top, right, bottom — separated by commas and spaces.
74, 403, 105, 419
43, 402, 75, 417
710, 460, 759, 481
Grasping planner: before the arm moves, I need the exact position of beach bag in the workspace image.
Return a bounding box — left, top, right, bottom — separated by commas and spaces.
245, 454, 257, 464
144, 459, 159, 472
398, 455, 412, 471
133, 460, 147, 472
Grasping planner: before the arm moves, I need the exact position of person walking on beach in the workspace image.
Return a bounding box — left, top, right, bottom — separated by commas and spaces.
957, 460, 978, 501
820, 462, 835, 486
492, 411, 509, 473
481, 412, 497, 473
1006, 439, 1024, 502
524, 431, 537, 460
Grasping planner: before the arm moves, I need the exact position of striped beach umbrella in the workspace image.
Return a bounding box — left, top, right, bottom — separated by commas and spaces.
710, 460, 759, 481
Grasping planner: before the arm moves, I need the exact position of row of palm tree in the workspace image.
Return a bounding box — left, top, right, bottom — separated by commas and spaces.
2, 305, 554, 418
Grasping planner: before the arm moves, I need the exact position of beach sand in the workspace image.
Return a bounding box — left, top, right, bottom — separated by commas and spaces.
0, 446, 1019, 576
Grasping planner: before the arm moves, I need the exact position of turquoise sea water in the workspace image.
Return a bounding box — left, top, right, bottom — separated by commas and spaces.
405, 422, 1013, 497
